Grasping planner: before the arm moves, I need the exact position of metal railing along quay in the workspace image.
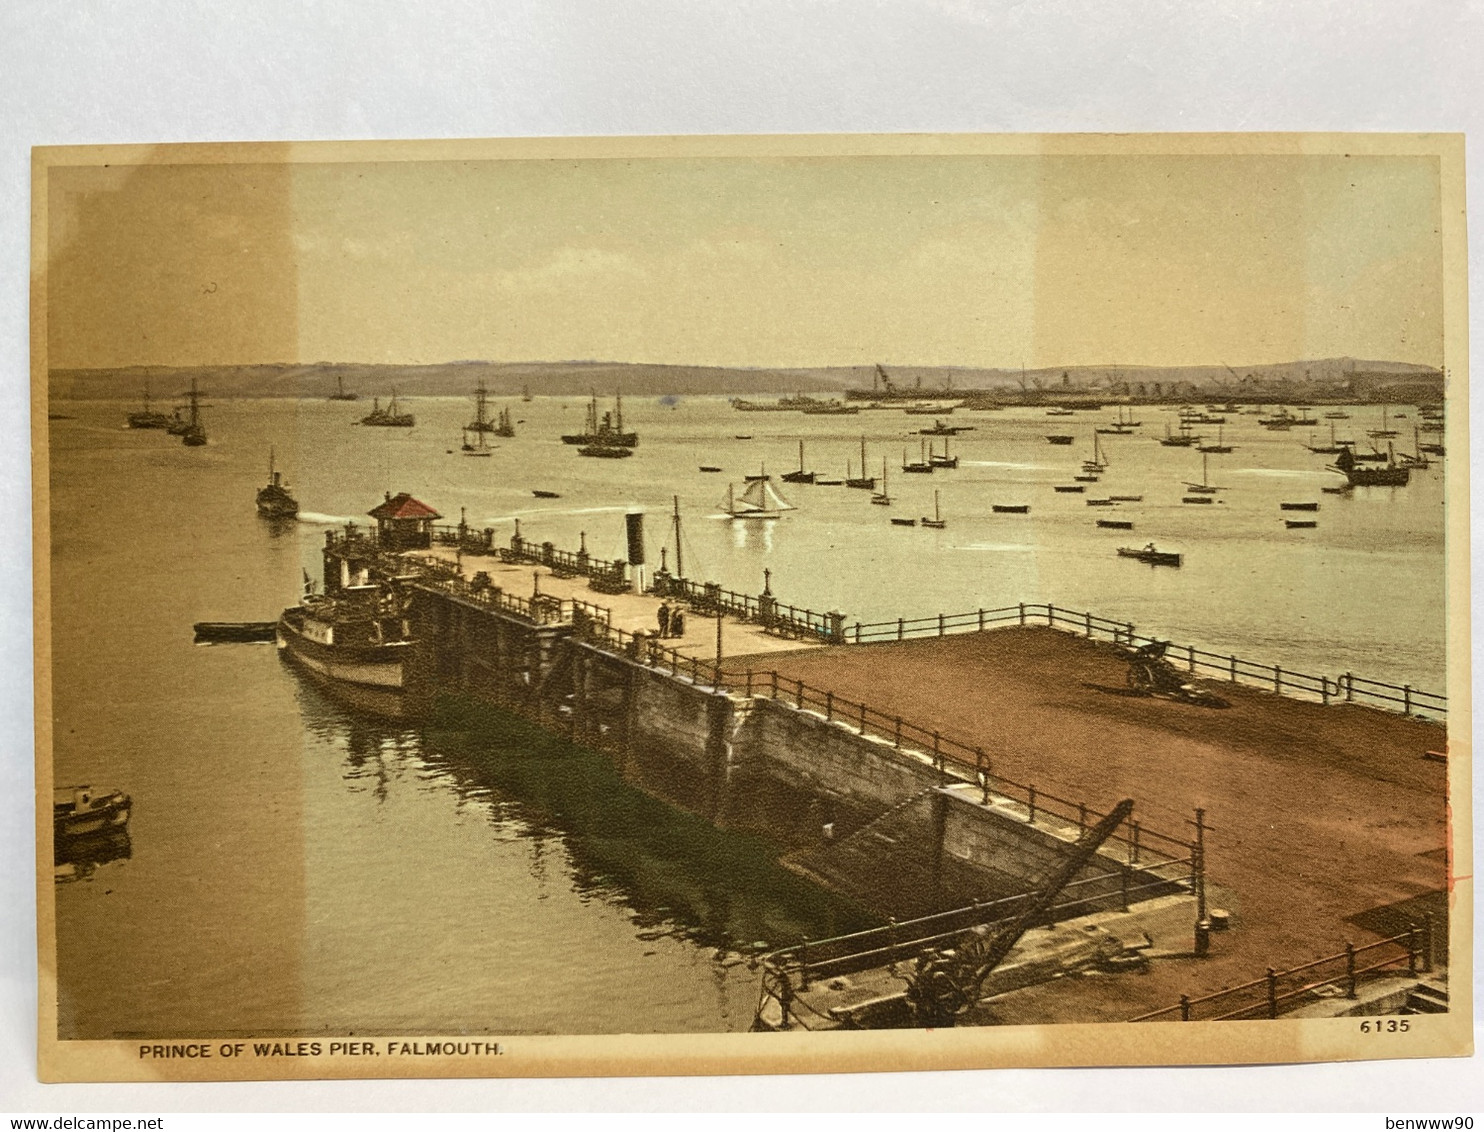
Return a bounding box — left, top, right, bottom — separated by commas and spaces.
849, 602, 1446, 721
1130, 921, 1437, 1022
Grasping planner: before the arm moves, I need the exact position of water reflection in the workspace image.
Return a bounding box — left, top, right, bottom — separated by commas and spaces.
298, 682, 874, 955
55, 830, 132, 881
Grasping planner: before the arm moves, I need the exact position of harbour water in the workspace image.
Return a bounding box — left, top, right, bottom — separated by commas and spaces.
47, 392, 1448, 1037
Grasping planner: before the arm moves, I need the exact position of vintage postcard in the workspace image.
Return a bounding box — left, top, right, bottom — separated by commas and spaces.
32, 133, 1471, 1081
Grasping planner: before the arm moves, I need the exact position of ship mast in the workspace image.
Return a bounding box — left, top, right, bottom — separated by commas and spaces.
672, 495, 683, 578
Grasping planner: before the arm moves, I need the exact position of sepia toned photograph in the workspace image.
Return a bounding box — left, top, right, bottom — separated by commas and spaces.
32, 134, 1471, 1081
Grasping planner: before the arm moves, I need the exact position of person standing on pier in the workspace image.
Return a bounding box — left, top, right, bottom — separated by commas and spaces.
657, 602, 671, 638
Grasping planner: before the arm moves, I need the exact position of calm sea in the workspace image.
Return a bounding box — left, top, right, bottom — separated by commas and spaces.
48, 393, 1447, 1037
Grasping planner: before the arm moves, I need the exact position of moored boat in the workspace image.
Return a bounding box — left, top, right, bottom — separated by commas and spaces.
361, 390, 415, 427
179, 378, 208, 446
780, 441, 816, 484
1117, 544, 1181, 567
277, 590, 414, 719
920, 490, 946, 529
562, 391, 638, 446
54, 785, 132, 844
126, 383, 171, 429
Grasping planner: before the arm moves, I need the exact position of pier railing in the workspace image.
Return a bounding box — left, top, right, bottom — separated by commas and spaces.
430, 524, 497, 554
1130, 922, 1435, 1022
500, 535, 629, 592
849, 602, 1446, 721
651, 572, 847, 643
407, 556, 614, 629
725, 667, 1197, 870
566, 625, 1196, 875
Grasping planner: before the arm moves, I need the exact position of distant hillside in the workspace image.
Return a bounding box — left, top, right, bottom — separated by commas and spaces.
50, 356, 1442, 401
49, 361, 857, 400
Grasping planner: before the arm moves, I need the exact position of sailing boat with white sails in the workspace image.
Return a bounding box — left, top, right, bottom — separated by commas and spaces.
721, 475, 796, 520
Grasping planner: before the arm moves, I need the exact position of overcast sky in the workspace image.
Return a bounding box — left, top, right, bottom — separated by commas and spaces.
45, 147, 1443, 372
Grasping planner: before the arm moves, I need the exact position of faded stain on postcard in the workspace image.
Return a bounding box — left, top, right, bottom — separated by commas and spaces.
32, 134, 1471, 1081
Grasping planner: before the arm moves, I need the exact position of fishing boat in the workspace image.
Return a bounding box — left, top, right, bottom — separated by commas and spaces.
1285, 520, 1318, 529
532, 490, 562, 498
328, 375, 358, 401
126, 383, 171, 429
1117, 544, 1181, 567
920, 490, 946, 529
1198, 426, 1234, 454
928, 437, 958, 469
1183, 450, 1222, 494
870, 459, 892, 505
1398, 427, 1432, 467
1280, 502, 1319, 512
901, 440, 933, 474
846, 438, 877, 488
1045, 434, 1075, 445
493, 407, 516, 438
1158, 423, 1200, 447
780, 441, 816, 484
461, 429, 494, 457
179, 378, 208, 446
255, 448, 299, 518
1259, 406, 1297, 431
1331, 445, 1410, 487
1082, 432, 1108, 474
919, 419, 970, 436
1096, 406, 1139, 434
721, 476, 795, 519
1096, 519, 1134, 530
54, 785, 132, 845
1366, 404, 1398, 439
562, 391, 638, 447
361, 390, 415, 427
992, 504, 1030, 514
1304, 422, 1351, 455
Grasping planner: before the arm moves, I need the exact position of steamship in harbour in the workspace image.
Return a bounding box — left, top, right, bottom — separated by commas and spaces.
275, 493, 440, 719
